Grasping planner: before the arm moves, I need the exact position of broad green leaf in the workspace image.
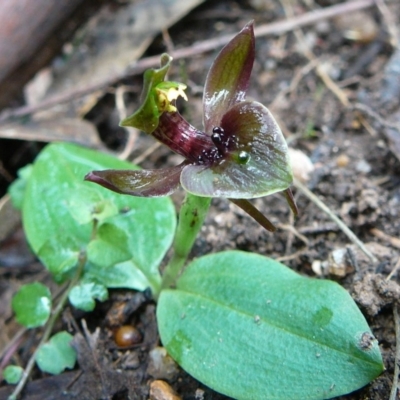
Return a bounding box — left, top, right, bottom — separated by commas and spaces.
87, 223, 132, 268
22, 142, 176, 292
8, 164, 33, 210
36, 331, 76, 375
38, 233, 81, 282
84, 260, 154, 290
181, 101, 292, 198
66, 185, 118, 224
3, 365, 23, 384
69, 282, 108, 311
203, 21, 254, 133
12, 283, 51, 328
157, 251, 383, 400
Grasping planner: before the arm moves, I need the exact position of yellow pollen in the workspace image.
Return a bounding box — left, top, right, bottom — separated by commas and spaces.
155, 83, 188, 113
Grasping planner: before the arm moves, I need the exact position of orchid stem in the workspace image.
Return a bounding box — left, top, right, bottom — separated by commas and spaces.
160, 193, 211, 292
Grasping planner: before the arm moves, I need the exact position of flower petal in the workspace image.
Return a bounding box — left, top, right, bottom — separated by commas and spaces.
85, 163, 185, 197
181, 101, 293, 198
203, 21, 255, 133
229, 198, 276, 232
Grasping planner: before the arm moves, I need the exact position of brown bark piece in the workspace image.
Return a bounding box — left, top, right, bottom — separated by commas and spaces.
0, 0, 93, 108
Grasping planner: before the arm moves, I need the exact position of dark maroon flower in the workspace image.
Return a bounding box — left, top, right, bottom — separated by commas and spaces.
85, 22, 297, 230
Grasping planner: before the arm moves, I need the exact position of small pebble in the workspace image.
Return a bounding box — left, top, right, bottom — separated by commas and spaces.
311, 260, 324, 276
195, 388, 205, 400
149, 380, 181, 400
315, 20, 330, 35
334, 11, 378, 43
114, 325, 142, 348
147, 347, 180, 381
313, 248, 355, 277
355, 159, 371, 174
288, 148, 314, 182
336, 154, 350, 168
328, 248, 349, 277
121, 351, 140, 369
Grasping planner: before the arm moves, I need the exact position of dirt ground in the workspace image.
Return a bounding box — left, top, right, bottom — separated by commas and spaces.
0, 0, 400, 399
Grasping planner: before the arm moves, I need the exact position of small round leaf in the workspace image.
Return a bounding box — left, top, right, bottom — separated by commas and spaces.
69, 282, 108, 312
35, 331, 76, 375
12, 283, 51, 328
3, 365, 23, 384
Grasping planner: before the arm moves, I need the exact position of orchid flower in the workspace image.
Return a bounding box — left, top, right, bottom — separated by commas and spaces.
85, 21, 297, 231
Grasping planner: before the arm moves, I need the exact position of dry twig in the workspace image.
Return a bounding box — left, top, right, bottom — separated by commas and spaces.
0, 0, 375, 123
277, 222, 309, 247
114, 85, 140, 161
276, 247, 308, 262
0, 328, 26, 368
375, 0, 399, 48
294, 178, 378, 263
352, 102, 400, 132
370, 228, 400, 250
387, 258, 400, 282
131, 142, 161, 165
280, 0, 349, 107
269, 58, 319, 113
9, 252, 87, 399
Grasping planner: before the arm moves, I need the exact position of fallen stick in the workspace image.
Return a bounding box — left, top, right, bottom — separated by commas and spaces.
0, 0, 375, 123
294, 178, 378, 263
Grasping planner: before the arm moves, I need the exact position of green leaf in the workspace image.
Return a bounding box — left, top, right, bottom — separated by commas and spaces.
3, 365, 23, 384
38, 234, 81, 282
69, 281, 108, 311
157, 251, 384, 400
203, 21, 254, 133
66, 185, 119, 224
8, 164, 33, 210
87, 223, 132, 268
84, 260, 154, 291
22, 142, 176, 292
12, 283, 51, 328
35, 331, 76, 375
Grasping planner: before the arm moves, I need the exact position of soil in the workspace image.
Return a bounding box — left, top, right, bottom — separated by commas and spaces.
0, 1, 400, 399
